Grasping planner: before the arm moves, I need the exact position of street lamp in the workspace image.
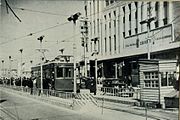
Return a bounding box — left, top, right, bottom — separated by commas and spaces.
67, 12, 81, 94
19, 49, 23, 87
91, 37, 99, 95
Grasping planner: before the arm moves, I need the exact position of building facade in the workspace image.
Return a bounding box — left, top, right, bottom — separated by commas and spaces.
82, 1, 180, 87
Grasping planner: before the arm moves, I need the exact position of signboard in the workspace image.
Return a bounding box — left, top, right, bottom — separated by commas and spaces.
124, 25, 172, 50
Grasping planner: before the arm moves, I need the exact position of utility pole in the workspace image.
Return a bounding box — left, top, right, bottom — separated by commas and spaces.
1, 60, 4, 81
37, 35, 45, 94
140, 2, 156, 59
80, 16, 88, 77
19, 49, 23, 88
91, 37, 99, 95
9, 56, 12, 87
67, 12, 81, 94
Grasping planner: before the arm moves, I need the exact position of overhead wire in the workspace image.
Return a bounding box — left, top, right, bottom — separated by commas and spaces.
4, 0, 22, 22
0, 22, 70, 45
0, 4, 69, 16
1, 32, 82, 66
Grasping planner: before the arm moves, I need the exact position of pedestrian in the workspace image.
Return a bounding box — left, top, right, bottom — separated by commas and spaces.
29, 77, 33, 95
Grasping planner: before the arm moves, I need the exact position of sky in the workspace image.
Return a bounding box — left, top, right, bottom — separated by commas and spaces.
0, 0, 85, 71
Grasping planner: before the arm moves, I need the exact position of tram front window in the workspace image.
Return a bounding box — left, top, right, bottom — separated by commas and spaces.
57, 67, 63, 78
65, 68, 72, 78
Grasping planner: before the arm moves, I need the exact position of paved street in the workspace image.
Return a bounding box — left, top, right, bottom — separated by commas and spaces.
0, 88, 161, 120
0, 89, 98, 120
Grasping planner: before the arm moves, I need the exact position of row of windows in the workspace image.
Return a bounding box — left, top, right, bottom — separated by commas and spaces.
56, 67, 73, 78
103, 2, 170, 38
143, 71, 176, 88
89, 1, 170, 55
104, 35, 116, 53
144, 80, 159, 88
144, 72, 158, 79
105, 0, 117, 6
122, 2, 170, 37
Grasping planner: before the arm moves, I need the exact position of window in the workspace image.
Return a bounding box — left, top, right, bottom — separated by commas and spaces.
114, 35, 116, 52
105, 37, 107, 52
114, 11, 116, 30
163, 2, 169, 25
65, 68, 72, 78
155, 21, 159, 28
110, 0, 114, 4
104, 15, 106, 20
144, 72, 159, 88
147, 2, 152, 17
123, 32, 125, 38
129, 30, 131, 36
113, 11, 116, 17
109, 36, 111, 52
122, 6, 125, 33
93, 20, 96, 34
109, 13, 111, 19
57, 67, 63, 78
144, 80, 151, 87
141, 2, 144, 32
135, 2, 138, 31
128, 4, 131, 33
135, 28, 138, 34
106, 0, 109, 6
114, 20, 116, 28
161, 72, 176, 86
90, 42, 92, 52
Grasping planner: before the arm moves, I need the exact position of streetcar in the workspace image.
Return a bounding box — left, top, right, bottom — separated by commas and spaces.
31, 61, 76, 92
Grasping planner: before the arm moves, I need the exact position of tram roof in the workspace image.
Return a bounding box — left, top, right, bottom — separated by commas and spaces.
32, 61, 73, 68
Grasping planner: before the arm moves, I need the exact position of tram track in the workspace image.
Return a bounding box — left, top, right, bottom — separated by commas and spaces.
0, 105, 20, 120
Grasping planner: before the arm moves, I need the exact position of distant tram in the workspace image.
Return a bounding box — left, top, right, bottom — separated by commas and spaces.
31, 62, 76, 92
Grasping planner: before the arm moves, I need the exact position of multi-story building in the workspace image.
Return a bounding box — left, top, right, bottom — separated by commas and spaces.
83, 1, 180, 87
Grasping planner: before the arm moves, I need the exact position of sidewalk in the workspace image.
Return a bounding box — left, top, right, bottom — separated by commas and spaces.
1, 86, 178, 120
94, 95, 178, 120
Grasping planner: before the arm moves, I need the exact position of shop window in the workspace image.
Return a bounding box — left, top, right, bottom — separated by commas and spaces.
57, 67, 63, 78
